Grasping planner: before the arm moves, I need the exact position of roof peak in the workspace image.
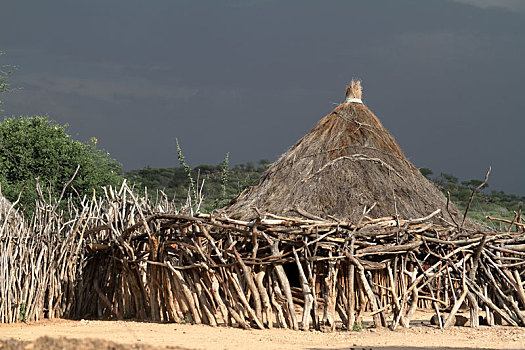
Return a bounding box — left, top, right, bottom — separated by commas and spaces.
344, 79, 362, 101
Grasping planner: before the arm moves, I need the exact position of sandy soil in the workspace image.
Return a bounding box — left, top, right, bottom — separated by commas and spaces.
1, 315, 525, 350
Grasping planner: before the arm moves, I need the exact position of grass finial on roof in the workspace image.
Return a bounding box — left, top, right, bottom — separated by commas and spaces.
345, 79, 362, 100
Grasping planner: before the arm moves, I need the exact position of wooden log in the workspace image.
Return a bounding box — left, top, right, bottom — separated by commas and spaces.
222, 296, 250, 329
429, 288, 443, 329
336, 293, 349, 327
321, 251, 339, 330
480, 264, 525, 326
147, 265, 161, 322
402, 286, 419, 327
387, 263, 402, 329
254, 270, 273, 329
127, 262, 149, 319
465, 279, 518, 326
443, 288, 468, 328
482, 285, 494, 326
355, 241, 422, 257
292, 247, 313, 331
467, 235, 487, 328
166, 261, 202, 324
487, 216, 525, 229
162, 268, 180, 321
405, 241, 480, 296
367, 271, 387, 327
305, 249, 319, 331
270, 241, 299, 330
512, 269, 525, 309
269, 274, 288, 328
344, 251, 384, 328
228, 272, 265, 329
347, 261, 356, 330
205, 272, 229, 325
233, 248, 263, 322
467, 291, 480, 328
345, 233, 357, 331
191, 269, 217, 326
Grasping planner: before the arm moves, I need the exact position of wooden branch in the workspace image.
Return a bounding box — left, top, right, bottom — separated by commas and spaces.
233, 247, 263, 323
344, 251, 384, 328
293, 247, 313, 331
465, 279, 518, 327
254, 270, 273, 329
443, 287, 467, 328
270, 241, 299, 330
487, 216, 525, 229
461, 166, 491, 230
355, 241, 422, 257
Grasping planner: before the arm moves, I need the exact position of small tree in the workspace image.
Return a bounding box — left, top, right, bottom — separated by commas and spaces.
245, 162, 255, 171
419, 167, 433, 179
438, 172, 458, 185
461, 179, 488, 191
0, 116, 123, 215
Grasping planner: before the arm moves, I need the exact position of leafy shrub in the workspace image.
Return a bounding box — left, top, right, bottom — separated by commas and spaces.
0, 116, 123, 215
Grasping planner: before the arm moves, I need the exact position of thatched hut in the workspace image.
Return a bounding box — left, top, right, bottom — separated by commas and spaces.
226, 80, 464, 225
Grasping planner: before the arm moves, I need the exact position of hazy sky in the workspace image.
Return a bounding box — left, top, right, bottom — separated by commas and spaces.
1, 0, 524, 195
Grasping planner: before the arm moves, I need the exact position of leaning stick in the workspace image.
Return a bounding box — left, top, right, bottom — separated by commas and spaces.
269, 241, 299, 330
512, 269, 525, 309
443, 287, 468, 328
460, 166, 491, 230
229, 271, 265, 329
233, 247, 263, 322
293, 247, 313, 331
254, 270, 273, 328
465, 279, 518, 326
486, 216, 525, 229
166, 262, 202, 324
207, 272, 230, 325
269, 274, 288, 328
344, 251, 384, 328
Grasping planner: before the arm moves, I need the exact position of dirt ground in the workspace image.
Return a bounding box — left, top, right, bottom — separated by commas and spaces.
1, 313, 525, 350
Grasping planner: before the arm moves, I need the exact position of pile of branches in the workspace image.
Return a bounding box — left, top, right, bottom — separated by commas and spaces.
76, 187, 525, 330
0, 181, 177, 323
0, 189, 82, 323
1, 181, 524, 331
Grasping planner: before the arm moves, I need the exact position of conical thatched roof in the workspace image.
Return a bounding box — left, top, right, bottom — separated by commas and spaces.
225, 80, 466, 225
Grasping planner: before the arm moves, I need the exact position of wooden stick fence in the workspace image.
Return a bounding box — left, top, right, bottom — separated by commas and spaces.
1, 182, 524, 330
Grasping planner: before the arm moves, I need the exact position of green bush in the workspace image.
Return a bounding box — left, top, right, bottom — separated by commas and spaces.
0, 115, 123, 215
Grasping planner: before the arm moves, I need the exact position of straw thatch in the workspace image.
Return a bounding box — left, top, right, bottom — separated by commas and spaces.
225, 80, 465, 225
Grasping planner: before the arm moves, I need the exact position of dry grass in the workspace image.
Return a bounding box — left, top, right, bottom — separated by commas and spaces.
225, 81, 470, 226
345, 79, 362, 99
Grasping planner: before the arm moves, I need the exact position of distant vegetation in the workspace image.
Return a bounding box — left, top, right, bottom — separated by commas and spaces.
125, 162, 523, 226
125, 159, 271, 213
419, 168, 523, 227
